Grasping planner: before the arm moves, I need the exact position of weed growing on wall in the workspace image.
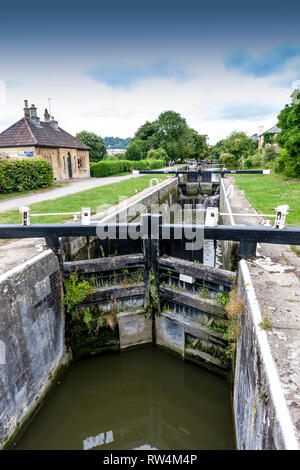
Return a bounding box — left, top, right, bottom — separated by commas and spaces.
63, 273, 94, 314
223, 288, 244, 359
259, 306, 273, 331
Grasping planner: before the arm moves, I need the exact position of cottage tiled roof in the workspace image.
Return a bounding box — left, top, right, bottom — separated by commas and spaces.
265, 125, 281, 135
258, 125, 281, 136
0, 118, 90, 150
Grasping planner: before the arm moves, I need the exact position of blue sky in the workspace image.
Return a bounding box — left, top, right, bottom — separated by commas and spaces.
0, 0, 300, 143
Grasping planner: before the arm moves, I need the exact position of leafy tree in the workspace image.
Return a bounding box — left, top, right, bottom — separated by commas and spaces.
211, 132, 257, 163
262, 132, 275, 146
155, 111, 189, 160
147, 147, 168, 161
276, 99, 300, 177
188, 130, 209, 159
125, 139, 149, 161
76, 131, 107, 162
104, 136, 131, 149
263, 144, 277, 162
218, 152, 239, 169
134, 121, 158, 143
130, 110, 208, 162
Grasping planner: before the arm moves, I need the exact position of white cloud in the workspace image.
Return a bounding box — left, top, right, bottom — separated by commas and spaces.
0, 58, 292, 144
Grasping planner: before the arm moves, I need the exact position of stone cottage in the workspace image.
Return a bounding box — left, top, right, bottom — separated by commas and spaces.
0, 100, 90, 180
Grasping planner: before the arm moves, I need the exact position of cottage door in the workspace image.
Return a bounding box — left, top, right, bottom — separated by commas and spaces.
67, 153, 72, 179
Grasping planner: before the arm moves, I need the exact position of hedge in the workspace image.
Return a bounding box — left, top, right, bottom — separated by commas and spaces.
0, 159, 53, 193
90, 159, 165, 178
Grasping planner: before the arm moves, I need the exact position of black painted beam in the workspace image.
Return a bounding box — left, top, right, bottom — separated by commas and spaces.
136, 170, 268, 175
0, 223, 299, 245
0, 223, 140, 239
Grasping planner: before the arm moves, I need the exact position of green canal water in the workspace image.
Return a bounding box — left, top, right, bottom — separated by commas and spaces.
15, 348, 235, 450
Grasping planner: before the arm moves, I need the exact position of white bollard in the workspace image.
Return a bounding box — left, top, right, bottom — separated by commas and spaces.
81, 207, 91, 225
20, 206, 30, 226
205, 207, 219, 226
273, 204, 289, 229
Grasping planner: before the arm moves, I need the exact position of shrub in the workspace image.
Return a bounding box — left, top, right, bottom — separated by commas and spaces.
90, 159, 165, 177
147, 147, 169, 161
102, 154, 118, 161
250, 150, 263, 168
263, 144, 277, 162
219, 152, 238, 169
244, 158, 253, 169
275, 149, 288, 174
0, 159, 53, 193
125, 139, 149, 160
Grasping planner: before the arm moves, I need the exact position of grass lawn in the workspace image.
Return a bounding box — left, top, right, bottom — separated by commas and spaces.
0, 175, 167, 224
234, 172, 300, 226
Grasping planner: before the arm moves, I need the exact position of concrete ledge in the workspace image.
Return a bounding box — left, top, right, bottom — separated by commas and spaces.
185, 348, 228, 370
118, 311, 152, 349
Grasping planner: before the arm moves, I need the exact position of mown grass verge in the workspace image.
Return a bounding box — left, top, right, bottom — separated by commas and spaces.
0, 175, 167, 224
234, 172, 300, 226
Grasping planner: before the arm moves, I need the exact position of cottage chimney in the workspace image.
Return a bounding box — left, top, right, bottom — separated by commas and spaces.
258, 126, 265, 149
44, 108, 51, 123
24, 100, 30, 119
50, 116, 58, 129
30, 104, 38, 122
258, 126, 264, 135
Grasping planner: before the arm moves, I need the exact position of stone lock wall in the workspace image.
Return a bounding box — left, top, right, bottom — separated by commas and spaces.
0, 251, 67, 449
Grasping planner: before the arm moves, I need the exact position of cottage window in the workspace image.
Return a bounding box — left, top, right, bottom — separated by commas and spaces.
63, 156, 66, 170
74, 156, 76, 169
78, 157, 84, 169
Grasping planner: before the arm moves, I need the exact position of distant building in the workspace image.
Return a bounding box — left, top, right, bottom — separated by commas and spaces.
0, 100, 90, 180
257, 125, 281, 149
107, 148, 126, 156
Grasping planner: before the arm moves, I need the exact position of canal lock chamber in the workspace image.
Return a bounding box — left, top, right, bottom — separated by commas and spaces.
11, 171, 238, 450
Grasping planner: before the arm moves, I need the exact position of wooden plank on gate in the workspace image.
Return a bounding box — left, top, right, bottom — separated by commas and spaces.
158, 255, 235, 286
82, 284, 145, 304
63, 253, 144, 274
159, 286, 227, 316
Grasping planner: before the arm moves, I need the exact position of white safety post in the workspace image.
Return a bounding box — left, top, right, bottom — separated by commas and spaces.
20, 206, 30, 226
273, 204, 290, 229
205, 207, 219, 226
81, 207, 91, 225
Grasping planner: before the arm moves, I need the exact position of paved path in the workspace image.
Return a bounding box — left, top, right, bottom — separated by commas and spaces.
0, 174, 138, 212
